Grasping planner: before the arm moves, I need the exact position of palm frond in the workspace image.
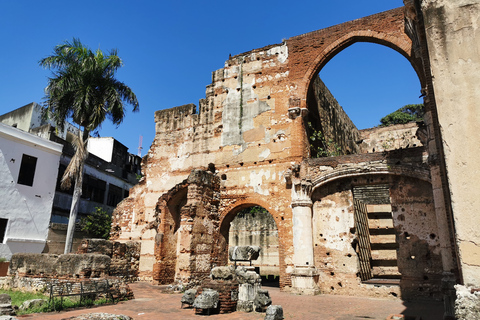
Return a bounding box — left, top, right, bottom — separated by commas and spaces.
60, 132, 88, 190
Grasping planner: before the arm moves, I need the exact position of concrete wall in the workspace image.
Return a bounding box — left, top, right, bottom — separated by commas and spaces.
0, 123, 62, 259
87, 137, 115, 163
0, 103, 37, 132
421, 0, 480, 287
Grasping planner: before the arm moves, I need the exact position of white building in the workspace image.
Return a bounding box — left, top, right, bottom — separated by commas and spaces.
0, 123, 62, 259
0, 103, 141, 253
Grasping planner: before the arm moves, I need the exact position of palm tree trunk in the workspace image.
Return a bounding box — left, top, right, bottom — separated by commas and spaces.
64, 129, 89, 254
64, 162, 84, 254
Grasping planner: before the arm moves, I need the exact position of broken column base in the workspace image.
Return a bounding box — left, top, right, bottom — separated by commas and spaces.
237, 266, 261, 312
290, 266, 320, 295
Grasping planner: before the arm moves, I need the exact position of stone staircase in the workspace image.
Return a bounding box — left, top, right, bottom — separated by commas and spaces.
365, 204, 400, 284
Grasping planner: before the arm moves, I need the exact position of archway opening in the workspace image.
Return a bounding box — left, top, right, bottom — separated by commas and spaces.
306, 42, 424, 157
226, 205, 280, 287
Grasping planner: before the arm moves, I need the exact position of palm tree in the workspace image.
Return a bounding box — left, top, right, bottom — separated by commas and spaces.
40, 38, 139, 254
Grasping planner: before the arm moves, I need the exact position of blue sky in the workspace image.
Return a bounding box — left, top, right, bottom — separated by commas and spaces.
0, 1, 421, 156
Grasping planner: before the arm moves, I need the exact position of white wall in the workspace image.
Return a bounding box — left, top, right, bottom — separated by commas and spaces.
87, 137, 114, 162
0, 123, 62, 259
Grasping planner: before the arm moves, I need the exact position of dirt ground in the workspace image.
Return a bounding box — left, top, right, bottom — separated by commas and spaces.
19, 282, 444, 320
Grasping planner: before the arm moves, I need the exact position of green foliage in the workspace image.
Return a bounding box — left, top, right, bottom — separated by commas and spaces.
39, 38, 139, 253
237, 205, 268, 218
0, 257, 8, 262
39, 38, 139, 134
0, 288, 110, 315
307, 122, 342, 158
380, 104, 424, 126
80, 207, 112, 239
0, 289, 46, 307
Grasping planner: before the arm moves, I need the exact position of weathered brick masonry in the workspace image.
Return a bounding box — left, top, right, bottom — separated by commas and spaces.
111, 4, 457, 300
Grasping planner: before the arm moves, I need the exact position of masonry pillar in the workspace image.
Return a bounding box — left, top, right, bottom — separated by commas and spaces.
291, 179, 319, 295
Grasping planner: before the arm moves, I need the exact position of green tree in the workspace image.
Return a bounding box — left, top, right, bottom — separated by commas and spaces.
40, 38, 139, 253
380, 104, 424, 126
80, 207, 112, 239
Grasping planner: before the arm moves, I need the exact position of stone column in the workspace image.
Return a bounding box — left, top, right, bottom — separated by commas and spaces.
290, 179, 319, 295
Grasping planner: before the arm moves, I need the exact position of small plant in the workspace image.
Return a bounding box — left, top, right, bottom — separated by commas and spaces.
307, 122, 342, 158
0, 257, 8, 262
80, 207, 112, 239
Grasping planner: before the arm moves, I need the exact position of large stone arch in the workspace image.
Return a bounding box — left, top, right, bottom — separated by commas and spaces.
285, 7, 424, 109
217, 196, 290, 288
303, 31, 421, 95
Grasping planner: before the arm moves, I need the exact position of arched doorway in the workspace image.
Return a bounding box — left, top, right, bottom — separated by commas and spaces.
219, 204, 280, 287
153, 186, 186, 284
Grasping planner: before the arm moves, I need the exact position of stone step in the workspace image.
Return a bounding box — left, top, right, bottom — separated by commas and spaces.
371, 259, 398, 267
371, 249, 398, 260
369, 234, 396, 244
372, 266, 401, 278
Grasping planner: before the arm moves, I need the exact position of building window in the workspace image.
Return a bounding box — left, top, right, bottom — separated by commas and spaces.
0, 219, 7, 243
82, 175, 106, 203
107, 184, 123, 207
17, 154, 37, 186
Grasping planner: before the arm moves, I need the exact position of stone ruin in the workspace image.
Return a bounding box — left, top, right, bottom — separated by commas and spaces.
180, 245, 273, 315
108, 1, 480, 319
0, 239, 140, 302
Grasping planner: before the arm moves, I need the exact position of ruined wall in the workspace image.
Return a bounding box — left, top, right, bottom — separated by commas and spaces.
110, 6, 448, 297
113, 41, 300, 280
359, 122, 425, 153
150, 170, 221, 285
310, 172, 442, 299
307, 76, 360, 155
390, 176, 442, 298
77, 239, 141, 282
8, 253, 111, 278
421, 0, 480, 287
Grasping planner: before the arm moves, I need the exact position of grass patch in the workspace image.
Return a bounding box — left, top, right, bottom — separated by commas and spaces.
0, 289, 47, 306
0, 289, 112, 315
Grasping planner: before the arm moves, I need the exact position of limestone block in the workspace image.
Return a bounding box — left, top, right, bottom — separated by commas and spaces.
265, 305, 284, 320
235, 267, 261, 284
0, 294, 14, 316
139, 240, 154, 255
254, 289, 272, 311
193, 289, 219, 310
19, 299, 46, 311
211, 266, 235, 280
181, 288, 197, 307
229, 246, 261, 261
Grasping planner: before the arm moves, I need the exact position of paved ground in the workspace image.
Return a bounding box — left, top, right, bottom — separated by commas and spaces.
20, 282, 444, 320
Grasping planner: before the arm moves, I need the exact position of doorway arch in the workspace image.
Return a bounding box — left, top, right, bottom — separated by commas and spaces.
217, 198, 286, 287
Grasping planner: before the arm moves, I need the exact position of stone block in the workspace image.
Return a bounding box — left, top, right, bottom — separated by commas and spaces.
254, 289, 272, 311
181, 288, 197, 307
229, 246, 261, 261
193, 289, 219, 310
211, 266, 235, 280
265, 305, 283, 320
